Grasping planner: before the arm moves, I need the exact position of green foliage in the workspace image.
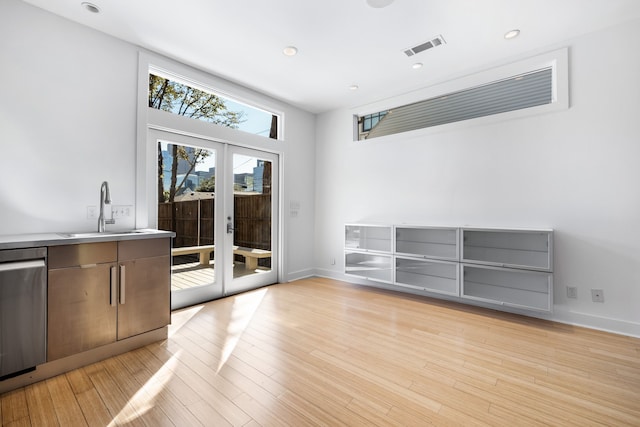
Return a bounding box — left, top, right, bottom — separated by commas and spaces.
149, 74, 245, 127
178, 146, 210, 167
150, 73, 244, 202
196, 176, 215, 192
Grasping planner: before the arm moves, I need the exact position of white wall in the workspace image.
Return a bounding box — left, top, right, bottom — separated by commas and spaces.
0, 0, 316, 280
315, 19, 640, 337
1, 0, 138, 233
3, 0, 638, 336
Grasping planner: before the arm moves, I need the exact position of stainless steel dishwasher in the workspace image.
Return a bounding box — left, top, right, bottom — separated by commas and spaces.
0, 247, 47, 380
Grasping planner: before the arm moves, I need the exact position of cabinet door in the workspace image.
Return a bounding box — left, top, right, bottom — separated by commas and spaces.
345, 225, 392, 253
395, 226, 459, 260
47, 263, 117, 361
461, 264, 552, 312
461, 229, 552, 271
395, 257, 459, 296
345, 251, 393, 283
117, 255, 170, 340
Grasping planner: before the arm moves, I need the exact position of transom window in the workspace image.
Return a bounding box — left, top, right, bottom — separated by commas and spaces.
361, 111, 388, 132
356, 62, 561, 141
149, 72, 280, 139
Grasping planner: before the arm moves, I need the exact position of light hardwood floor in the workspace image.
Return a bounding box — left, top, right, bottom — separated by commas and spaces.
2, 277, 639, 426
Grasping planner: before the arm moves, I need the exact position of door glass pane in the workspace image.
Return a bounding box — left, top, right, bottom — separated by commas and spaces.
232, 154, 272, 278
157, 141, 217, 293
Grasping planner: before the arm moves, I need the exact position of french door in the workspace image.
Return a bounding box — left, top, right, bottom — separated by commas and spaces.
148, 129, 278, 310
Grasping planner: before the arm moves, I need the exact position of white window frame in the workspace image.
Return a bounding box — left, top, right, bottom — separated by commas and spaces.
351, 47, 569, 143
135, 51, 286, 229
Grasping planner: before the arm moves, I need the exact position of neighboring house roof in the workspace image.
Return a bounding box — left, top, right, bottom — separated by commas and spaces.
174, 192, 215, 201
172, 191, 262, 202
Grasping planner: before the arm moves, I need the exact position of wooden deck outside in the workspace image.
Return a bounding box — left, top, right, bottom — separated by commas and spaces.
171, 261, 216, 292
171, 257, 269, 292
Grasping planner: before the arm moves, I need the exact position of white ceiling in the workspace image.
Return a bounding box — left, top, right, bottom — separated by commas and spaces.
21, 0, 640, 113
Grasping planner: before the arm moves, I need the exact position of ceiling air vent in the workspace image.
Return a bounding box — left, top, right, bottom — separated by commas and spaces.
403, 35, 446, 57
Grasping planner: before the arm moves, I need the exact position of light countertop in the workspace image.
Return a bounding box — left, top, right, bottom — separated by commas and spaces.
0, 229, 175, 250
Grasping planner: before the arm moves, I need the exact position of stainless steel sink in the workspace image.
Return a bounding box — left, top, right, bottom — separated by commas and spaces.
58, 230, 147, 238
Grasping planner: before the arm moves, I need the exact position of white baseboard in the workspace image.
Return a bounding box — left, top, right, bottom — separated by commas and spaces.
285, 268, 316, 282
307, 270, 640, 339
550, 308, 640, 338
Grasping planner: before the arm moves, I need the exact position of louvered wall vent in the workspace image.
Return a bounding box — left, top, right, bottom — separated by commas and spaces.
403, 35, 446, 57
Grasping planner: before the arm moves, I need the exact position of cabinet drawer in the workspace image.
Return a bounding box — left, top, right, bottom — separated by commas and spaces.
345, 251, 393, 283
461, 229, 552, 271
118, 238, 170, 261
395, 257, 459, 296
395, 226, 458, 260
461, 264, 552, 312
48, 242, 117, 268
345, 225, 392, 253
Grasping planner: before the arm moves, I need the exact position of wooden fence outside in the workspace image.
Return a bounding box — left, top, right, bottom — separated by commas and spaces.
158, 194, 271, 265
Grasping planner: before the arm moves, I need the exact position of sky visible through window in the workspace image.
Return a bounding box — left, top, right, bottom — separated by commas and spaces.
224, 99, 274, 138
149, 72, 278, 139
160, 142, 257, 175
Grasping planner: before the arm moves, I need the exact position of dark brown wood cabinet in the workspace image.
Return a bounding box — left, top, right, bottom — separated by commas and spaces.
117, 238, 170, 340
47, 238, 170, 361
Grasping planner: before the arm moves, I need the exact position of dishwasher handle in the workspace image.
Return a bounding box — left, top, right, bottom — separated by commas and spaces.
0, 259, 45, 273
0, 247, 46, 263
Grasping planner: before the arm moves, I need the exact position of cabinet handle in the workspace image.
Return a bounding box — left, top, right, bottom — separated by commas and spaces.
119, 265, 126, 305
110, 266, 117, 307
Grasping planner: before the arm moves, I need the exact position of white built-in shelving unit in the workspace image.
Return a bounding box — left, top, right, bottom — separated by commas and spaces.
460, 228, 553, 312
344, 224, 393, 283
394, 226, 459, 296
344, 224, 553, 314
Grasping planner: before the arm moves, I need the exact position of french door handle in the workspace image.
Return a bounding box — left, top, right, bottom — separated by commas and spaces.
226, 216, 235, 234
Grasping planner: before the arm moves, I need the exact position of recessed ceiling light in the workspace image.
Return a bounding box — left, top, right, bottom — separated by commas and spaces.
81, 2, 100, 13
412, 62, 423, 69
504, 29, 520, 40
283, 46, 298, 56
366, 0, 395, 8
349, 85, 359, 91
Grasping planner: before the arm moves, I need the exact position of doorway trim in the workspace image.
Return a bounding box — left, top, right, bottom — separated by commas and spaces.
136, 51, 288, 287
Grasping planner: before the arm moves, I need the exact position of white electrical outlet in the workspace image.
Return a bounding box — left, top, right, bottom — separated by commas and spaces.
566, 286, 577, 299
591, 289, 604, 303
87, 206, 97, 219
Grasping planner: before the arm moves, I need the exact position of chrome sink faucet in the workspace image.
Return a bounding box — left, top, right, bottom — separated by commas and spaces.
98, 181, 116, 232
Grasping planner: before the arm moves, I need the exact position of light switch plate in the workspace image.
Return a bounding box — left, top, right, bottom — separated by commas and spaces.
111, 205, 132, 219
